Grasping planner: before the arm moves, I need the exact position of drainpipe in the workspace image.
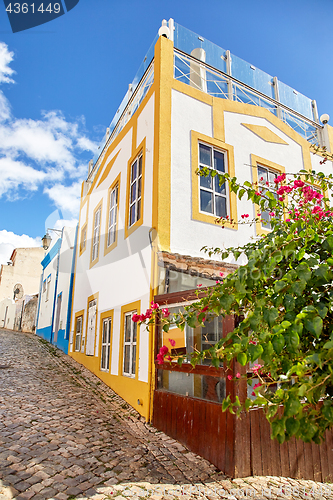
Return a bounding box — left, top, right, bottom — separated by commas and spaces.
35, 269, 44, 332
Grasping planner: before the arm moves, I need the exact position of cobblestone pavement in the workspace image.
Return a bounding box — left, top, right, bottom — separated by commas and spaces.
0, 329, 332, 500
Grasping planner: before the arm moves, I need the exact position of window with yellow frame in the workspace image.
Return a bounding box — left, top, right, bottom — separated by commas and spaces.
125, 139, 146, 238
191, 131, 237, 228
80, 223, 87, 254
105, 174, 120, 256
251, 155, 285, 235
90, 200, 103, 267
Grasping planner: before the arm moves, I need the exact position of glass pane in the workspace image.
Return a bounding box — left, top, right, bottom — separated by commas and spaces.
213, 150, 225, 172
261, 209, 271, 229
199, 167, 212, 189
268, 170, 277, 185
137, 199, 141, 221
131, 160, 137, 182
107, 320, 111, 343
130, 204, 136, 226
115, 185, 118, 204
101, 346, 106, 369
124, 316, 131, 342
215, 176, 226, 195
124, 346, 130, 373
215, 195, 227, 217
132, 345, 136, 375
138, 155, 142, 176
131, 181, 137, 203
132, 321, 137, 343
110, 190, 115, 207
138, 177, 142, 198
258, 166, 267, 183
200, 190, 213, 214
106, 347, 110, 370
102, 321, 107, 344
199, 144, 211, 167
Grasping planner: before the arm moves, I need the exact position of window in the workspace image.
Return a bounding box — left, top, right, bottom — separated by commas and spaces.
257, 164, 278, 230
129, 153, 142, 227
80, 223, 87, 254
107, 185, 118, 247
123, 311, 137, 377
101, 317, 112, 371
46, 275, 51, 302
90, 201, 102, 266
75, 316, 83, 352
191, 132, 237, 228
251, 155, 285, 236
199, 143, 228, 218
86, 298, 97, 356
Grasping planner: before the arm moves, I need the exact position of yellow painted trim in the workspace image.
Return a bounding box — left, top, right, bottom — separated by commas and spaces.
74, 309, 85, 352
104, 173, 121, 256
172, 80, 313, 173
152, 36, 174, 252
251, 154, 286, 236
241, 123, 288, 145
89, 199, 103, 269
124, 138, 146, 239
98, 309, 114, 373
81, 84, 155, 205
84, 292, 99, 356
173, 78, 213, 106
191, 130, 238, 229
96, 150, 120, 189
212, 96, 225, 142
118, 300, 141, 379
79, 222, 87, 256
327, 124, 333, 153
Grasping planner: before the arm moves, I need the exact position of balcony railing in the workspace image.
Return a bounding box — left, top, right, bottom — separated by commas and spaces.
174, 49, 321, 145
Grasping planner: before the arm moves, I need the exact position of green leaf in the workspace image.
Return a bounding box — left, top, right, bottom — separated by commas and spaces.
162, 324, 170, 333
286, 417, 300, 436
263, 308, 279, 327
274, 281, 287, 293
296, 263, 312, 282
237, 352, 248, 366
324, 340, 333, 349
272, 334, 285, 354
285, 397, 302, 417
283, 294, 295, 311
248, 343, 264, 362
304, 316, 323, 338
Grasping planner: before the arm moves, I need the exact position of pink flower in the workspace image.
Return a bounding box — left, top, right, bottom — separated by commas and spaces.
168, 338, 176, 347
145, 309, 153, 319
156, 353, 164, 365
255, 191, 261, 196
241, 214, 249, 219
132, 314, 140, 323
197, 284, 202, 287
236, 372, 241, 379
286, 219, 291, 222
227, 375, 232, 381
150, 301, 159, 310
269, 211, 275, 217
160, 345, 169, 356
216, 280, 220, 284
162, 308, 170, 318
219, 272, 224, 277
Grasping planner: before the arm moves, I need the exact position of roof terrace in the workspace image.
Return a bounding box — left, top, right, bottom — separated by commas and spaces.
87, 19, 324, 181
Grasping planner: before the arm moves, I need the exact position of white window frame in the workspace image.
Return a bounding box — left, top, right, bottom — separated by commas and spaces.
198, 142, 229, 218
101, 317, 112, 371
92, 207, 101, 262
123, 311, 137, 378
129, 153, 143, 227
75, 316, 82, 352
107, 185, 118, 247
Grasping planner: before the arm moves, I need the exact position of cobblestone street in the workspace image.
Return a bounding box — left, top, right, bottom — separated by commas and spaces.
0, 329, 332, 500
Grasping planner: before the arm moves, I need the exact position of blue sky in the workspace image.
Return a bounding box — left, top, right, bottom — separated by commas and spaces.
0, 0, 332, 263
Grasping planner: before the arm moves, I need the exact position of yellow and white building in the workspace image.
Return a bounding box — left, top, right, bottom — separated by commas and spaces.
69, 19, 333, 422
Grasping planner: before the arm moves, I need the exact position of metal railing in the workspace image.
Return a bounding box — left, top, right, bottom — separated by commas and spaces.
88, 61, 154, 182
174, 49, 321, 145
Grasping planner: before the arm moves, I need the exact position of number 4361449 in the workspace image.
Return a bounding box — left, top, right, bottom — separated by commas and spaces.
6, 3, 61, 14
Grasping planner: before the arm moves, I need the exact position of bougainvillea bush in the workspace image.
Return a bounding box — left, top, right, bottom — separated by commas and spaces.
135, 157, 333, 444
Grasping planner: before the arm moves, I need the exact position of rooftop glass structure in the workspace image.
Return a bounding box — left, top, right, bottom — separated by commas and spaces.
88, 20, 322, 180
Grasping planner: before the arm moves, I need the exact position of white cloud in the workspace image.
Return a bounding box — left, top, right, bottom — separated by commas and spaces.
0, 230, 41, 266
0, 43, 15, 84
44, 182, 81, 216
0, 41, 100, 216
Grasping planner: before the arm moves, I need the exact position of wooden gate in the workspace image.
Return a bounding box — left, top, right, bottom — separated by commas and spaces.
152, 289, 333, 481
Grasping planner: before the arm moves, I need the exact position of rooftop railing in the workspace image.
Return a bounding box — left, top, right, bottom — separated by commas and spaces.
174, 49, 321, 145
